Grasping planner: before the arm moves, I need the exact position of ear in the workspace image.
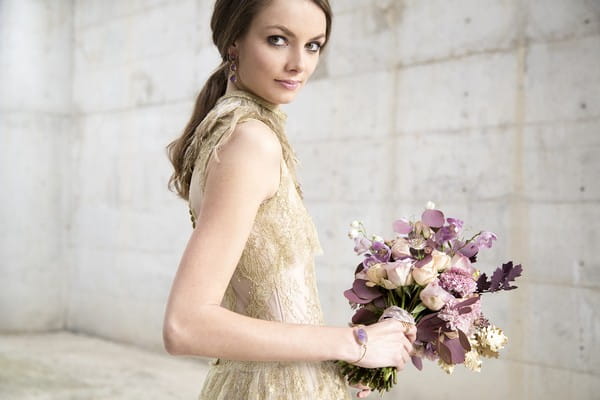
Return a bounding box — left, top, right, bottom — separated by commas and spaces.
227, 42, 238, 59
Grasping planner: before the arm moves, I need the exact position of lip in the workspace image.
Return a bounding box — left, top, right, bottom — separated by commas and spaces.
275, 79, 301, 90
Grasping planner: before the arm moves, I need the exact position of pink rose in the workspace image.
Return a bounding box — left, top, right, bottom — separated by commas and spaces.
419, 279, 454, 311
451, 254, 476, 275
385, 259, 414, 287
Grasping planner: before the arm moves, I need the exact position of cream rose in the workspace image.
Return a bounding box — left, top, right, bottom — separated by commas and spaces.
385, 259, 414, 287
412, 250, 450, 285
391, 237, 411, 260
431, 250, 451, 272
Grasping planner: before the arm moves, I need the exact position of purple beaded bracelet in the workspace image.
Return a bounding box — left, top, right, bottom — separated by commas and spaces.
351, 324, 368, 363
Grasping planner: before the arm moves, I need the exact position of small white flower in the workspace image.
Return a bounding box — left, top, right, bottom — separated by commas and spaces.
350, 220, 361, 229
348, 229, 360, 239
426, 201, 436, 210
371, 234, 384, 243
485, 328, 508, 352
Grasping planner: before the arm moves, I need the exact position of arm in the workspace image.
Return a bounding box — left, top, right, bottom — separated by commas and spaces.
162, 119, 358, 363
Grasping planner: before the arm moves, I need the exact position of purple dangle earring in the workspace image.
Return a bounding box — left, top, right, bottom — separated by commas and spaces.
228, 53, 237, 83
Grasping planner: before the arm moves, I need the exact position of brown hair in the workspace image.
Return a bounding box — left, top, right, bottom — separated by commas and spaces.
166, 0, 332, 200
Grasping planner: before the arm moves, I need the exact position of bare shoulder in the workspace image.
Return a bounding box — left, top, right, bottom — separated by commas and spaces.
205, 118, 282, 202
229, 118, 282, 161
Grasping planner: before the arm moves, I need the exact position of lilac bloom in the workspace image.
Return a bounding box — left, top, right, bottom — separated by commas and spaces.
393, 218, 412, 235
435, 226, 458, 243
446, 217, 464, 231
362, 255, 380, 269
353, 237, 372, 255
422, 209, 445, 228
370, 241, 391, 263
476, 231, 497, 249
456, 240, 479, 258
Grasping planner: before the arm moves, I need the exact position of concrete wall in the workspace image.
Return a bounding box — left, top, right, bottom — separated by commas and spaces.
2, 0, 598, 398
0, 0, 73, 331
288, 1, 599, 398
64, 0, 219, 351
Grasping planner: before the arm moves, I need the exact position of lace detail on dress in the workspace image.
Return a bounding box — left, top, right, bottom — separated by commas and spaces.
198, 360, 349, 400
185, 89, 349, 400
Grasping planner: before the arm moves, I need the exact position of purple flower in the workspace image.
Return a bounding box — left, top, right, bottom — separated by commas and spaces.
446, 218, 464, 230
362, 255, 380, 269
455, 240, 479, 258
435, 217, 464, 244
435, 226, 458, 243
370, 241, 391, 263
439, 268, 477, 297
393, 218, 412, 235
438, 297, 481, 334
476, 231, 497, 249
353, 237, 372, 255
422, 209, 445, 228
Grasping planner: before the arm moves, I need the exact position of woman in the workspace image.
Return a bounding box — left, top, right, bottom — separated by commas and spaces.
162, 0, 416, 398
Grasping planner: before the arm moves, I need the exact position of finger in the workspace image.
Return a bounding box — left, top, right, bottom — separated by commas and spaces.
400, 337, 414, 355
406, 327, 417, 342
353, 384, 371, 390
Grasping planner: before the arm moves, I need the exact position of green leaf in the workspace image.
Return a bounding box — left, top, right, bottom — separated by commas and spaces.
411, 302, 426, 315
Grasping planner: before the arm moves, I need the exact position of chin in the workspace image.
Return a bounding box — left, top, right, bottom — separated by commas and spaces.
271, 88, 302, 105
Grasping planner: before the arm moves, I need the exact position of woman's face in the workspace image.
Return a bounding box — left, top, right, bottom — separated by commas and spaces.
230, 0, 327, 105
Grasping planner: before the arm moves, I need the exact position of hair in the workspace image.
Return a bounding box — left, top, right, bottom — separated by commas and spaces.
166, 0, 332, 200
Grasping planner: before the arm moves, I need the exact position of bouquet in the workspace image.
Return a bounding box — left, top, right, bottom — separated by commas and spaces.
336, 202, 523, 394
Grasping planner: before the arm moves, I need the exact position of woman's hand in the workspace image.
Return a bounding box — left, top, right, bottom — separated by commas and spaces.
348, 319, 417, 371
349, 382, 372, 398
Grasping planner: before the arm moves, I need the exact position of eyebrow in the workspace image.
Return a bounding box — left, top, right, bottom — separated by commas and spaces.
265, 24, 326, 41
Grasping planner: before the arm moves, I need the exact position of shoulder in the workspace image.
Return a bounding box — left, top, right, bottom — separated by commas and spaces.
205, 117, 282, 201
231, 118, 282, 160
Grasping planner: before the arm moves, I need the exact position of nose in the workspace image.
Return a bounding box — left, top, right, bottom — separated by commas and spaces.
286, 45, 305, 73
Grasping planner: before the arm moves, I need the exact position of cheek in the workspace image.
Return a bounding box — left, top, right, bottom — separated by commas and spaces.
241, 43, 279, 76
305, 55, 320, 76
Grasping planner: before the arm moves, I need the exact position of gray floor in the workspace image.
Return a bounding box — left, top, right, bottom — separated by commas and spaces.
0, 331, 210, 399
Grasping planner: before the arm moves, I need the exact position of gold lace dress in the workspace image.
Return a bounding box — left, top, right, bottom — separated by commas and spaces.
185, 90, 351, 400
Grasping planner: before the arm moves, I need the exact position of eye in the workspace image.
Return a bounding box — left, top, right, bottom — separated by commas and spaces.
306, 41, 322, 53
267, 35, 287, 46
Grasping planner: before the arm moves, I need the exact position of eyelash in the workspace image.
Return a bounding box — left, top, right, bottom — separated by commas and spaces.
267, 35, 322, 53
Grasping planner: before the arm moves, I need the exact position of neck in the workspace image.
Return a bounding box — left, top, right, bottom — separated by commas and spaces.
224, 80, 279, 110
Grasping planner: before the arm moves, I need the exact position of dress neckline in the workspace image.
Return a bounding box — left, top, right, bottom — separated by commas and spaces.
219, 89, 287, 121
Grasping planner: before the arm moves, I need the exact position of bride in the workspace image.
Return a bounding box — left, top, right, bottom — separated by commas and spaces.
162, 0, 416, 398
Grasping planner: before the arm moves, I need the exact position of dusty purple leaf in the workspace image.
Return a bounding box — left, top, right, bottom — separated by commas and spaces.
458, 329, 471, 351
343, 289, 371, 304
416, 313, 445, 342
373, 296, 387, 308
352, 308, 379, 325
478, 261, 523, 293
353, 279, 383, 300
411, 355, 423, 371
443, 337, 467, 364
